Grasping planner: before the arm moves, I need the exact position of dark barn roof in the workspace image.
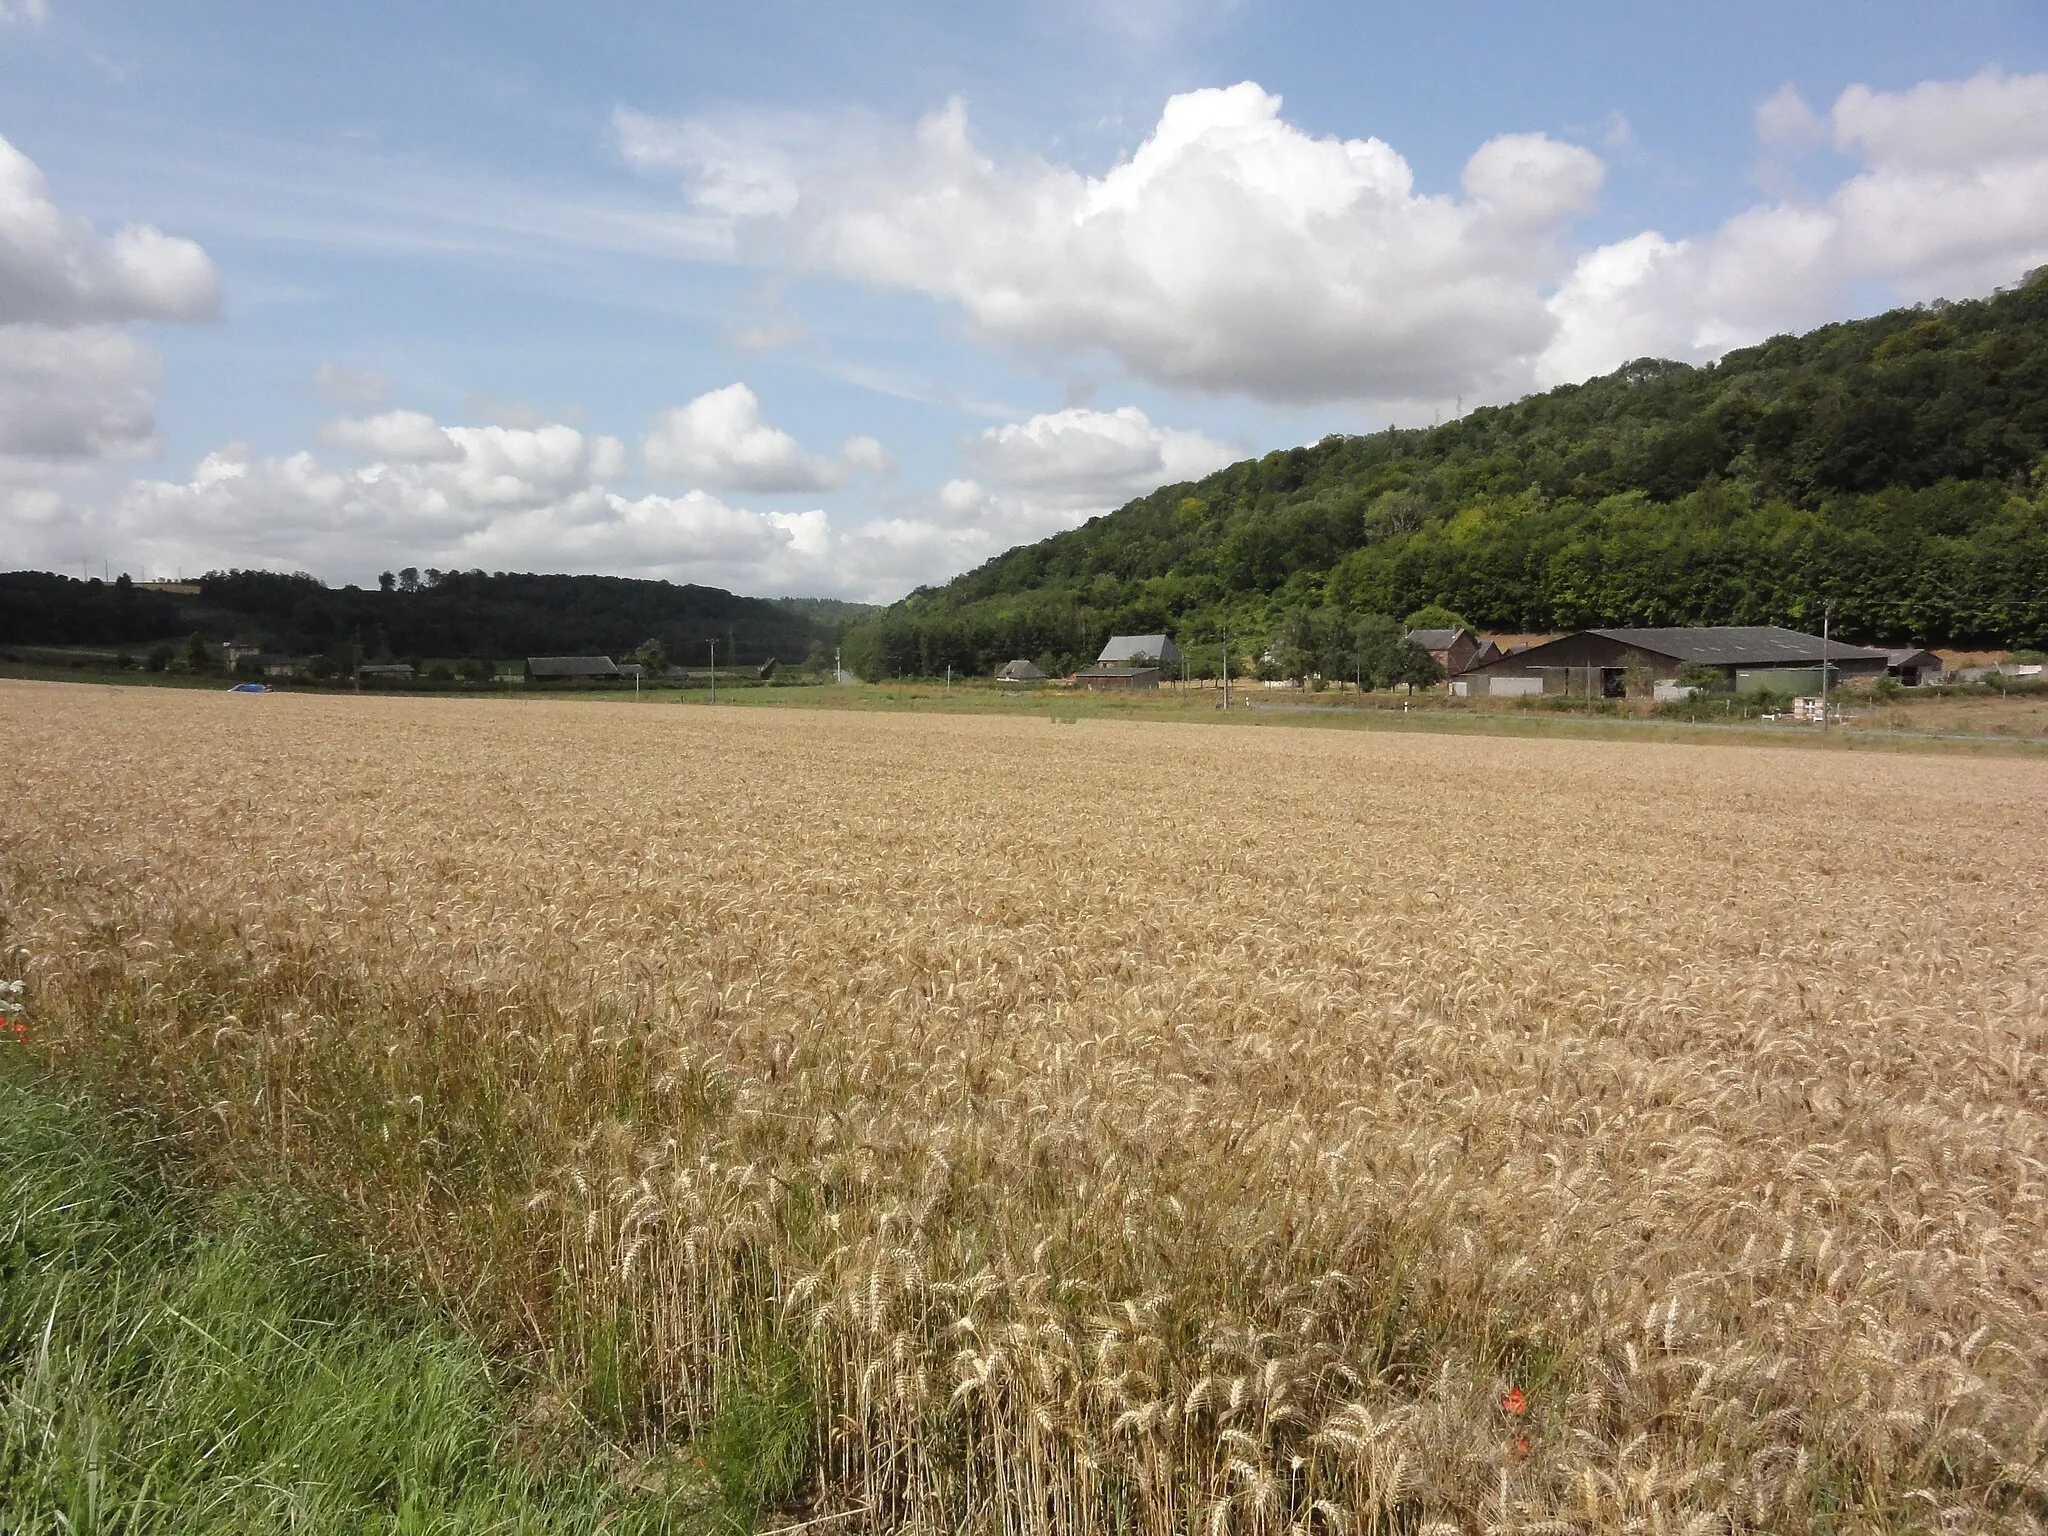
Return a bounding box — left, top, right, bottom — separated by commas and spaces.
1467, 626, 1890, 672
1584, 627, 1889, 666
1076, 665, 1161, 681
526, 655, 621, 678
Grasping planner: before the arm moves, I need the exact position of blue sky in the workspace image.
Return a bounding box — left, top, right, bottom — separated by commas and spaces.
3, 0, 2046, 599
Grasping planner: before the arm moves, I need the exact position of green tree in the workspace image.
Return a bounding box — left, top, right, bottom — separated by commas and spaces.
1385, 640, 1444, 693
183, 632, 213, 674
629, 637, 668, 675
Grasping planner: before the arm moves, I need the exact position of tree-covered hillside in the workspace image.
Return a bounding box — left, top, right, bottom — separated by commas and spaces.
2, 568, 870, 669
847, 269, 2048, 678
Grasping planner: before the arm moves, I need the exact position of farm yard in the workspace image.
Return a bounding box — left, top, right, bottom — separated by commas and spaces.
3, 680, 2046, 1534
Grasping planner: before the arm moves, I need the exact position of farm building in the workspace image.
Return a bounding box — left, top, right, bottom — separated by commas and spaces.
1882, 647, 1945, 686
1076, 666, 1161, 691
358, 662, 416, 681
525, 655, 622, 683
1404, 627, 1487, 676
1097, 634, 1182, 666
1458, 626, 1891, 698
996, 659, 1048, 681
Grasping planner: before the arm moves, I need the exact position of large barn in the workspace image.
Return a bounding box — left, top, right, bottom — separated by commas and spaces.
525, 655, 622, 683
1457, 626, 1890, 698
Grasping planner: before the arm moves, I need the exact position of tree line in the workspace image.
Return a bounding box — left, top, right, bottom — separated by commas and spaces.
3, 568, 874, 670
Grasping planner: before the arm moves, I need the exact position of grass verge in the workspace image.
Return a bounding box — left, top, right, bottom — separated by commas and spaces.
0, 1065, 718, 1535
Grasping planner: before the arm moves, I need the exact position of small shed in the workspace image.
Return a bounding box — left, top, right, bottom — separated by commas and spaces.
1076, 666, 1160, 691
1882, 647, 1944, 686
997, 659, 1048, 681
525, 655, 621, 682
1097, 634, 1182, 666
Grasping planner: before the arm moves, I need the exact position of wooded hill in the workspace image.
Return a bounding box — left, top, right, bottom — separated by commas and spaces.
846, 269, 2048, 679
1, 568, 876, 670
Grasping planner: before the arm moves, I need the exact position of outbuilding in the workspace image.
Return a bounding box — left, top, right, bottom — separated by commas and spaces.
1882, 647, 1945, 686
996, 658, 1048, 681
1076, 665, 1161, 691
1457, 626, 1891, 698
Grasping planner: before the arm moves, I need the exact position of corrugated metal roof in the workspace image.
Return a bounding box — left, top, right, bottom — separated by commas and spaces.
1585, 627, 1890, 665
1098, 634, 1182, 663
997, 659, 1047, 679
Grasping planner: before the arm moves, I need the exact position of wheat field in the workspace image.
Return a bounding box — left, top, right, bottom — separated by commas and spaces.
4, 680, 2045, 1534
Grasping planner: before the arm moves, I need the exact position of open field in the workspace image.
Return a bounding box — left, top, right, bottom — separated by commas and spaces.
4, 679, 2047, 1533
9, 661, 2048, 756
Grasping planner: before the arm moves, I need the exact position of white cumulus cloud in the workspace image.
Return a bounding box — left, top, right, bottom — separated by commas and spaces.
623, 83, 1603, 406
7, 407, 931, 602
0, 134, 219, 326
1542, 68, 2048, 385
0, 325, 159, 458
0, 132, 216, 505
964, 405, 1235, 502
642, 382, 889, 493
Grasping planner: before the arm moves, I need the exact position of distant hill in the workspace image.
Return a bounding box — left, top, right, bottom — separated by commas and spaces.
846, 270, 2048, 678
0, 569, 860, 668
771, 595, 882, 629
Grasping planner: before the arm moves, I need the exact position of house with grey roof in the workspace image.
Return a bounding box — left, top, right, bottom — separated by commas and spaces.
1459, 626, 1891, 698
1403, 626, 1486, 676
1097, 634, 1182, 666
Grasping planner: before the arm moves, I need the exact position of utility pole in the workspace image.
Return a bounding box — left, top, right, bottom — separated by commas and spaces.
946, 662, 951, 696
708, 640, 716, 704
1221, 626, 1231, 710
353, 626, 361, 694
834, 645, 841, 684
1820, 603, 1832, 733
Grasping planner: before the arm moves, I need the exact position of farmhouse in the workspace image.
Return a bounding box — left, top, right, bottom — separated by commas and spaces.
1458, 626, 1891, 697
1097, 634, 1182, 666
1075, 666, 1161, 691
525, 655, 621, 683
996, 658, 1048, 681
1404, 626, 1486, 676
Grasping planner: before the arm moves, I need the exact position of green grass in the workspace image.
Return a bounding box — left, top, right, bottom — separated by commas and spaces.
0, 1068, 711, 1535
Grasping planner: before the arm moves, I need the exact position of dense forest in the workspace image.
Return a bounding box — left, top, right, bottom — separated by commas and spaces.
1, 568, 874, 670
845, 269, 2048, 678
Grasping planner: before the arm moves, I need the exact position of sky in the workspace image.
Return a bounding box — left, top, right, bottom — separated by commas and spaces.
3, 1, 2047, 602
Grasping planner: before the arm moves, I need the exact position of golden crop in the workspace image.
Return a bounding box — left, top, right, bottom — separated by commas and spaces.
4, 680, 2045, 1533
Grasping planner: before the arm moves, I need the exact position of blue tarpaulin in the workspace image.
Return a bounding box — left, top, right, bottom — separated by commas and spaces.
229, 682, 269, 693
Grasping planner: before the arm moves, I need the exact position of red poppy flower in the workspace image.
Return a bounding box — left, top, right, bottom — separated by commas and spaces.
1514, 1435, 1530, 1458
1501, 1387, 1527, 1415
